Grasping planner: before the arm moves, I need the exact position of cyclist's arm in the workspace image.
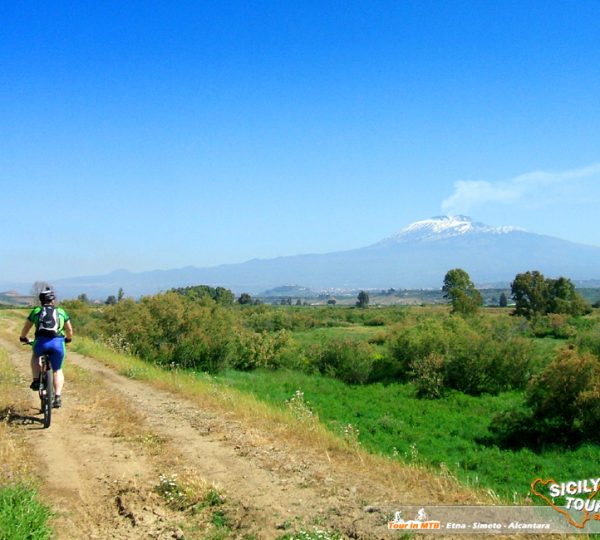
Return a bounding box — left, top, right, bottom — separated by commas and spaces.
64, 320, 73, 340
20, 320, 33, 340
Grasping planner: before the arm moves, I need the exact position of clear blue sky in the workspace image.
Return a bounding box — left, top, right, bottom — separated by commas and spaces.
2, 1, 600, 283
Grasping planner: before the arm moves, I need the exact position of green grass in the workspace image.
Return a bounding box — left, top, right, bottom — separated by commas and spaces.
211, 368, 600, 500
0, 484, 53, 540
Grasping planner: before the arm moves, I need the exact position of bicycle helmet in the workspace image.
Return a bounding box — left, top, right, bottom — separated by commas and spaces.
39, 287, 55, 304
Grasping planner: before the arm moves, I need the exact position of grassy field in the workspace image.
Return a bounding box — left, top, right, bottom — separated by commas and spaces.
210, 367, 598, 501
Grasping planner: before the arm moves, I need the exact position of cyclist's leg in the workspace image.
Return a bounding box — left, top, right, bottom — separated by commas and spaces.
46, 339, 66, 397
30, 352, 41, 379
31, 340, 45, 385
53, 369, 64, 396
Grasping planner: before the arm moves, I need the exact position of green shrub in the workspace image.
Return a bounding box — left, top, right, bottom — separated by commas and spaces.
574, 324, 600, 358
232, 330, 290, 370
387, 317, 457, 379
309, 339, 374, 384
527, 314, 577, 339
388, 317, 532, 396
368, 355, 403, 383
411, 353, 445, 398
487, 405, 541, 449
527, 349, 593, 418
526, 349, 598, 433
367, 331, 387, 345
364, 316, 386, 327
97, 293, 238, 372
491, 348, 600, 448
576, 380, 600, 443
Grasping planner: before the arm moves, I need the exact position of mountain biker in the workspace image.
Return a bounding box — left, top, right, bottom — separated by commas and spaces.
19, 287, 73, 409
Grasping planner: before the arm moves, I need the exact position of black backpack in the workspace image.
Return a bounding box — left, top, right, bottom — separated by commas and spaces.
36, 306, 59, 337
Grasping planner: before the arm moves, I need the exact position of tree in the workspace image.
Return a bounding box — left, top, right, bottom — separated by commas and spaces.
214, 287, 235, 306
31, 281, 51, 298
170, 285, 235, 306
499, 292, 508, 308
511, 271, 548, 318
356, 290, 369, 308
442, 268, 483, 315
238, 292, 253, 305
77, 293, 90, 304
117, 287, 125, 302
511, 271, 590, 319
546, 277, 590, 316
105, 295, 117, 305
327, 298, 337, 305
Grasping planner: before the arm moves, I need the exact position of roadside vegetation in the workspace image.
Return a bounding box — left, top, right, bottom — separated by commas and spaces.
0, 346, 53, 540
6, 270, 599, 504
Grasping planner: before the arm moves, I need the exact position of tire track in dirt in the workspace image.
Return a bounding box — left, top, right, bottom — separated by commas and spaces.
61, 350, 383, 537
1, 334, 203, 539
3, 333, 389, 538
3, 347, 138, 535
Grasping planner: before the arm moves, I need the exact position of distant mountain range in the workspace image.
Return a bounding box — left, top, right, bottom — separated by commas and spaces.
4, 216, 600, 299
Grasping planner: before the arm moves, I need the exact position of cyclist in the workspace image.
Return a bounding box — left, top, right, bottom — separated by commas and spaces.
19, 287, 73, 408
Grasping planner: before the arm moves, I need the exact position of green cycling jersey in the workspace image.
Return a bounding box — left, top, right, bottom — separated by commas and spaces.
27, 306, 71, 337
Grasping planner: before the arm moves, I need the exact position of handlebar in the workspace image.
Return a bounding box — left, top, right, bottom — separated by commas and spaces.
20, 337, 71, 345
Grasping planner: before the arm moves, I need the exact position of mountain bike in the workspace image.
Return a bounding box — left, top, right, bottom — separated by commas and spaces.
23, 341, 53, 429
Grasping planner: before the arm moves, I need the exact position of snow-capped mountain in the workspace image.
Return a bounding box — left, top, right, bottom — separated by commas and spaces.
377, 215, 523, 244
4, 216, 600, 297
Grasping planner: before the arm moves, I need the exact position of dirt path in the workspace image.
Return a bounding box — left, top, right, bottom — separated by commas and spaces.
1, 327, 486, 539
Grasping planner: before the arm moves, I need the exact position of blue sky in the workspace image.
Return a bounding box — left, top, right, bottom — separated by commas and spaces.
2, 1, 600, 283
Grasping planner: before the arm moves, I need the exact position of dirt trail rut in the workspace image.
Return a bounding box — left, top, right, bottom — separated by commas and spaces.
1, 329, 483, 539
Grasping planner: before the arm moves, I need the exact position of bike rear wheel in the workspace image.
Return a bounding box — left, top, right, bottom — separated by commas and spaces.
40, 368, 53, 429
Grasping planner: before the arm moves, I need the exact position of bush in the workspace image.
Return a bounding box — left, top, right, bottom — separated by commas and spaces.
574, 324, 600, 358
411, 353, 445, 398
97, 293, 238, 372
387, 317, 533, 396
60, 299, 103, 336
309, 339, 374, 384
526, 349, 598, 432
367, 355, 403, 383
364, 316, 386, 327
232, 329, 290, 370
488, 406, 543, 449
527, 314, 577, 339
387, 317, 459, 380
576, 380, 600, 443
490, 348, 600, 448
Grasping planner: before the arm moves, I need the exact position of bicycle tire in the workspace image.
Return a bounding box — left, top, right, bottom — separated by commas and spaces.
41, 366, 53, 429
